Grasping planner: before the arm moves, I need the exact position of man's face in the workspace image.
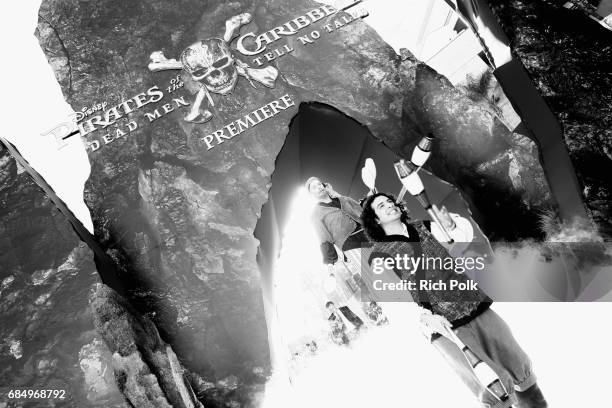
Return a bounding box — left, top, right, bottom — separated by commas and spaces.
326, 303, 337, 313
371, 195, 402, 226
308, 178, 328, 200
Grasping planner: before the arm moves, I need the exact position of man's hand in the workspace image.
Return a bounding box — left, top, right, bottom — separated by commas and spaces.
430, 207, 475, 258
419, 311, 453, 339
324, 183, 340, 198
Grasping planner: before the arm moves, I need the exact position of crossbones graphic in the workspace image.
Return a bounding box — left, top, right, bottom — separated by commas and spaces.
148, 13, 279, 123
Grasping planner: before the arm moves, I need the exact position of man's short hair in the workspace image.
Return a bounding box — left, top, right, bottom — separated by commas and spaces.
325, 301, 334, 308
305, 176, 320, 192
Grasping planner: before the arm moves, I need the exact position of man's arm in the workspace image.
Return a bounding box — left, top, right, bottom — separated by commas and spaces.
321, 184, 365, 225
338, 195, 366, 225
320, 242, 338, 265
311, 211, 338, 265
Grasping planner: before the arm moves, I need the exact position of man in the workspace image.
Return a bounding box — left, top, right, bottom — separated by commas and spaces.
305, 176, 367, 267
306, 176, 378, 325
361, 192, 547, 408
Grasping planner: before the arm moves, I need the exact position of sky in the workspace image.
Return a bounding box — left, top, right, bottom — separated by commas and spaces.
0, 0, 93, 231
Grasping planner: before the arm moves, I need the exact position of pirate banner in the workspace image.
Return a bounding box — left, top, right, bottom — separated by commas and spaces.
1, 0, 612, 407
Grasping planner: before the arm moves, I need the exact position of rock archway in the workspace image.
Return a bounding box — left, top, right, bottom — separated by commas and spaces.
33, 0, 557, 404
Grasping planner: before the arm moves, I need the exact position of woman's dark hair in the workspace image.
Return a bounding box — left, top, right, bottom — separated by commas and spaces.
361, 192, 410, 242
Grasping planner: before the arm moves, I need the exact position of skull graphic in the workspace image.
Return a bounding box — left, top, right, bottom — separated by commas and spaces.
181, 38, 238, 95
148, 13, 279, 124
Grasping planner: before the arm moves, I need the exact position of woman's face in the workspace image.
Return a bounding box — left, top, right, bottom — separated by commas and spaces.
371, 195, 402, 226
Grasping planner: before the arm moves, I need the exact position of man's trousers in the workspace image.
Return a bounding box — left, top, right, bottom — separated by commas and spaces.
432, 308, 542, 408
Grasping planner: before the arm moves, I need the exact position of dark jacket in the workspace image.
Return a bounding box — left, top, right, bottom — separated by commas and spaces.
368, 221, 491, 328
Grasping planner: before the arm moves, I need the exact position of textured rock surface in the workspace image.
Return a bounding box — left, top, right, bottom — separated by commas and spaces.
0, 147, 126, 407
90, 284, 203, 408
35, 0, 560, 404
486, 0, 612, 237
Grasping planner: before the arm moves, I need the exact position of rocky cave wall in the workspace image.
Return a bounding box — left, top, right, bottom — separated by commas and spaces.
32, 0, 565, 405
485, 0, 612, 237
0, 145, 232, 407
0, 146, 127, 408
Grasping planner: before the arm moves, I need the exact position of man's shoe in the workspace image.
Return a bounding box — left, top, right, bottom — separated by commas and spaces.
515, 383, 547, 408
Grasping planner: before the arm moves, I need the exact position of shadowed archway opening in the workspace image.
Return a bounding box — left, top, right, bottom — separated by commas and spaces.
253, 101, 486, 366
